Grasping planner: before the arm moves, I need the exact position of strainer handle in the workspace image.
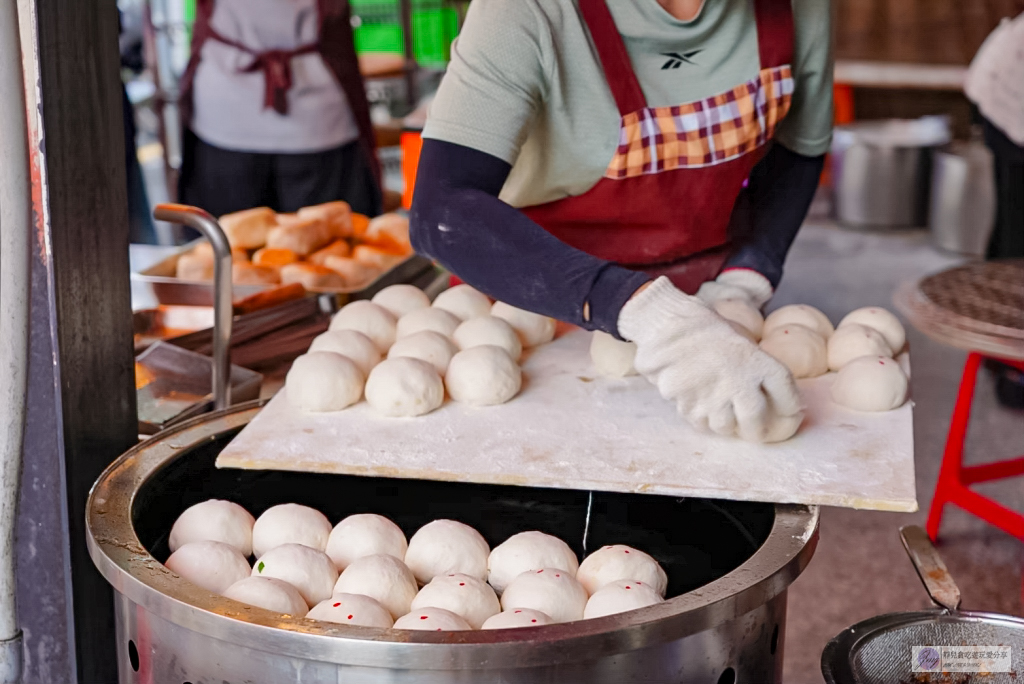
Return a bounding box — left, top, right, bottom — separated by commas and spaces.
899, 525, 961, 612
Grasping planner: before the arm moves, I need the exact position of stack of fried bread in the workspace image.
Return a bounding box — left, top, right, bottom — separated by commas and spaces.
174, 203, 412, 291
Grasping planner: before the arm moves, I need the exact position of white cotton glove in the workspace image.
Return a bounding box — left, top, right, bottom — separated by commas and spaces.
696, 269, 773, 308
619, 277, 803, 443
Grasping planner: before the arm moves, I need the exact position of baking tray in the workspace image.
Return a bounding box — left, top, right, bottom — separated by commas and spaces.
134, 305, 216, 353
136, 341, 263, 434
132, 241, 436, 306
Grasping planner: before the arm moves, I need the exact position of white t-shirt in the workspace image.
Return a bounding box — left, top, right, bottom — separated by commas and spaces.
191, 0, 359, 154
965, 13, 1024, 146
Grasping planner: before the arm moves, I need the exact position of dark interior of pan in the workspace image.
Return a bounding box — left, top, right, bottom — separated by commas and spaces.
133, 427, 777, 598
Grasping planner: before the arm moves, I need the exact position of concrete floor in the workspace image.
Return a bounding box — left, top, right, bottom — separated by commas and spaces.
774, 221, 1024, 682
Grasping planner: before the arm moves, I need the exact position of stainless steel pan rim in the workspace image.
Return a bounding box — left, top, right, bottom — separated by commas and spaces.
87, 401, 819, 671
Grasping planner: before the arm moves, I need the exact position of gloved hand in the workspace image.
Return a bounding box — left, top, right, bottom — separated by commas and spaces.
696, 268, 773, 308
619, 277, 803, 443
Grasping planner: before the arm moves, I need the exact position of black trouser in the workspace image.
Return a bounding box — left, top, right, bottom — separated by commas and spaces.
982, 118, 1024, 260
178, 130, 382, 219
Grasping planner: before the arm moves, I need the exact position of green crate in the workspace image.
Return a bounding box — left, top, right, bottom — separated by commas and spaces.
350, 0, 458, 66
354, 24, 405, 54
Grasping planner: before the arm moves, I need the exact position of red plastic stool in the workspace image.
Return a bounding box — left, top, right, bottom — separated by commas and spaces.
926, 353, 1024, 541
895, 260, 1024, 543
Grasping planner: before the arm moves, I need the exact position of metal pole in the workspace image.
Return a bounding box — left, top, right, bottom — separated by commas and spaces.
398, 0, 418, 107
153, 204, 233, 409
0, 0, 32, 677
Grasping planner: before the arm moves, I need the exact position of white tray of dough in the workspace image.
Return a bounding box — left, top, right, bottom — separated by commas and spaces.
217, 320, 917, 513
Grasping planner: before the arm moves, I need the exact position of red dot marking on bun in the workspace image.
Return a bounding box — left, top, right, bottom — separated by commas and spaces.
347, 615, 354, 620
624, 550, 630, 554
531, 619, 537, 623
625, 585, 632, 590
459, 582, 465, 586
333, 602, 341, 607
420, 615, 428, 620
537, 569, 543, 573
514, 610, 522, 614
555, 574, 561, 578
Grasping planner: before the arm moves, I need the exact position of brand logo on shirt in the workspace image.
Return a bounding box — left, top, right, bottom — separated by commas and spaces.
660, 50, 701, 70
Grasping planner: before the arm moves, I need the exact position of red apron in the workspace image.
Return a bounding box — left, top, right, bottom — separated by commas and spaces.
522, 0, 795, 294
178, 0, 381, 186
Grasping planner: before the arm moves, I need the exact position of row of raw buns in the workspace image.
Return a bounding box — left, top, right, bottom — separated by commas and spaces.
166, 499, 669, 631
175, 203, 413, 290
589, 301, 910, 413
286, 284, 559, 416
716, 302, 910, 412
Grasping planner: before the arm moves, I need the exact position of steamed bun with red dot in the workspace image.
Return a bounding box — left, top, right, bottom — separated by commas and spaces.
576, 545, 668, 597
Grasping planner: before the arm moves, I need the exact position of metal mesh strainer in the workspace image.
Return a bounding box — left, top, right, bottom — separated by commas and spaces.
822, 526, 1024, 684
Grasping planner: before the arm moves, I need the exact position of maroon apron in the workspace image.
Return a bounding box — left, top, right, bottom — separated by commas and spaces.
178, 0, 381, 186
521, 0, 795, 293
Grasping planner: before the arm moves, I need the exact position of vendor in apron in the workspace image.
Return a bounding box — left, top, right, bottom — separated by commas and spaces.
178, 0, 382, 217
411, 0, 833, 443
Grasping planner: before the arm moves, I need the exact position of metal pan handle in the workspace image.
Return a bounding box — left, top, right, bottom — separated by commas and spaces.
899, 525, 961, 612
153, 204, 233, 410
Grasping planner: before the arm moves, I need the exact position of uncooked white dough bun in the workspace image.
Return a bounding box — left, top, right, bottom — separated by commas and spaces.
396, 307, 461, 339
491, 302, 556, 348
329, 300, 397, 352
306, 593, 393, 628
445, 345, 522, 406
387, 330, 458, 375
576, 545, 668, 597
334, 554, 418, 619
830, 355, 909, 412
453, 316, 523, 361
759, 323, 828, 379
308, 329, 381, 376
590, 331, 637, 377
827, 323, 893, 371
365, 357, 444, 417
432, 284, 491, 321
583, 579, 664, 619
481, 608, 553, 629
838, 306, 906, 353
252, 543, 338, 607
169, 499, 255, 556
325, 513, 408, 571
487, 531, 580, 595
410, 573, 500, 629
405, 519, 490, 584
372, 284, 431, 319
223, 576, 308, 616
763, 304, 835, 340
165, 541, 251, 594
252, 503, 332, 558
393, 607, 472, 631
500, 568, 588, 623
712, 298, 764, 340
286, 352, 364, 412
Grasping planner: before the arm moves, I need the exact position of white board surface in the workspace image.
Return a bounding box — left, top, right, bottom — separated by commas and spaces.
217, 326, 917, 512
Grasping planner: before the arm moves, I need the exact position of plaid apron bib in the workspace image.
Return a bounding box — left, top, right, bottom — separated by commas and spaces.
522, 0, 795, 294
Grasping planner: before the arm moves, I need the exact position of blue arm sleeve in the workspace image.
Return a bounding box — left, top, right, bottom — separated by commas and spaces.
410, 139, 651, 337
725, 143, 826, 286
